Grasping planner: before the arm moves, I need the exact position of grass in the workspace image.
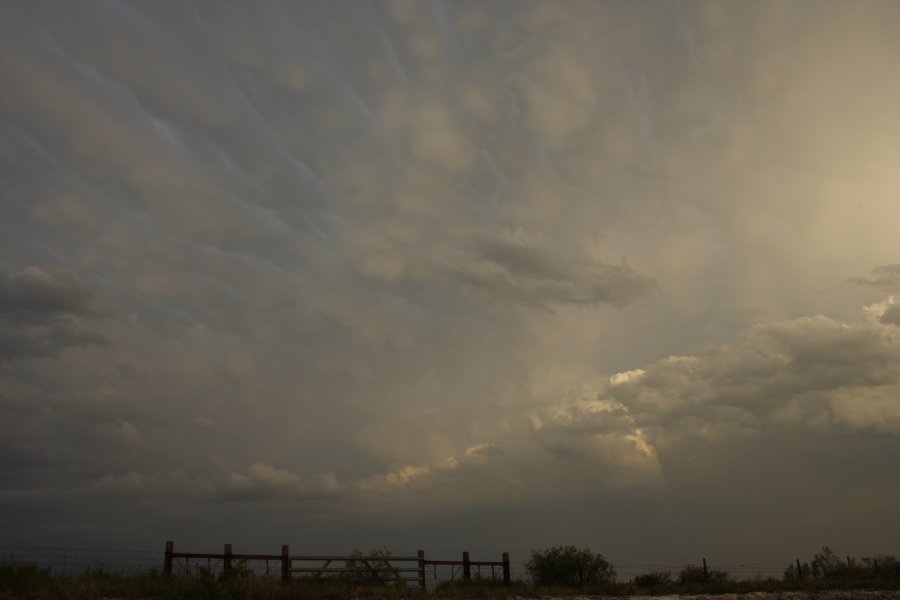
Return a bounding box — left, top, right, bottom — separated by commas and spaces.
435, 571, 900, 598
3, 561, 900, 600
0, 562, 423, 600
436, 577, 900, 599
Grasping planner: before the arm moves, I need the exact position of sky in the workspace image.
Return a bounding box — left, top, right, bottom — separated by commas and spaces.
1, 0, 900, 574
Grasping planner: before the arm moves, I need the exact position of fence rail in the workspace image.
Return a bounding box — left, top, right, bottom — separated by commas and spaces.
0, 544, 815, 584
163, 541, 510, 588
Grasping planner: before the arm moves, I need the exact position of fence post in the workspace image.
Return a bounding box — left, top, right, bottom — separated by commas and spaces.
463, 551, 470, 580
796, 558, 802, 578
224, 544, 232, 573
502, 552, 510, 586
702, 557, 709, 583
417, 550, 426, 589
281, 545, 290, 582
164, 541, 174, 576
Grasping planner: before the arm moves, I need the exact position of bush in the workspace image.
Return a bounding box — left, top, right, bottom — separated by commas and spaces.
525, 546, 615, 588
785, 547, 900, 583
633, 570, 671, 588
862, 555, 900, 579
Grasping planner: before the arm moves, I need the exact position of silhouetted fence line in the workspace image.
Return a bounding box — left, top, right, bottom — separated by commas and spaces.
163, 541, 510, 589
0, 544, 819, 584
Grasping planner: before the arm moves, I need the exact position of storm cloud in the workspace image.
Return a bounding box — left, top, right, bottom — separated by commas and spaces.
2, 0, 900, 568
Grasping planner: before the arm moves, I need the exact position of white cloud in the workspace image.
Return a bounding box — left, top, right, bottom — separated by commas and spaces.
599, 313, 900, 440
865, 296, 900, 326
216, 463, 341, 501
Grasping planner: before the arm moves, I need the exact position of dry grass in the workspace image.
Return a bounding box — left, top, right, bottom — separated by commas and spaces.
3, 561, 900, 600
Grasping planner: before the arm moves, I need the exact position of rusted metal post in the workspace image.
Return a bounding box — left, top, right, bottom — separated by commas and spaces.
164, 540, 174, 576
417, 550, 426, 589
702, 558, 709, 583
502, 552, 510, 586
281, 545, 290, 582
224, 544, 232, 573
463, 551, 471, 580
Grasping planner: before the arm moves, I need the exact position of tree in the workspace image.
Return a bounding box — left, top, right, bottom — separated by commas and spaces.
525, 546, 615, 587
811, 546, 844, 579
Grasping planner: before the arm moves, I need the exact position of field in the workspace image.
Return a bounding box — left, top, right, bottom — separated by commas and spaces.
4, 561, 900, 600
4, 545, 900, 600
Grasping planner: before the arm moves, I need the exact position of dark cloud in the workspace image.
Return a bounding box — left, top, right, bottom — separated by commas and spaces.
880, 302, 900, 325
475, 237, 574, 282
450, 234, 656, 309
0, 266, 110, 362
0, 319, 110, 362
116, 362, 143, 382
0, 266, 104, 319
850, 264, 900, 288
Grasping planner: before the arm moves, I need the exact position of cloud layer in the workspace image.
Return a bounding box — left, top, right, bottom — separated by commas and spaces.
1, 0, 900, 565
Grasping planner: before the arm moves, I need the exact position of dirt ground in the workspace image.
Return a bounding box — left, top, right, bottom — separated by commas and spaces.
531, 593, 900, 600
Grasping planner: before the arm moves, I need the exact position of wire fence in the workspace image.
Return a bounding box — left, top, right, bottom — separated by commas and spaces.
0, 545, 790, 583
422, 561, 516, 588
0, 546, 163, 576
608, 562, 787, 581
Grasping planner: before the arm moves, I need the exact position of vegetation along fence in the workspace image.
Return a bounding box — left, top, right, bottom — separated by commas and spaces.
163, 541, 511, 588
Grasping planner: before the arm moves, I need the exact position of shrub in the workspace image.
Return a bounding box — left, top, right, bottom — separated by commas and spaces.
525, 546, 615, 588
786, 548, 900, 583
633, 570, 672, 588
862, 555, 900, 578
